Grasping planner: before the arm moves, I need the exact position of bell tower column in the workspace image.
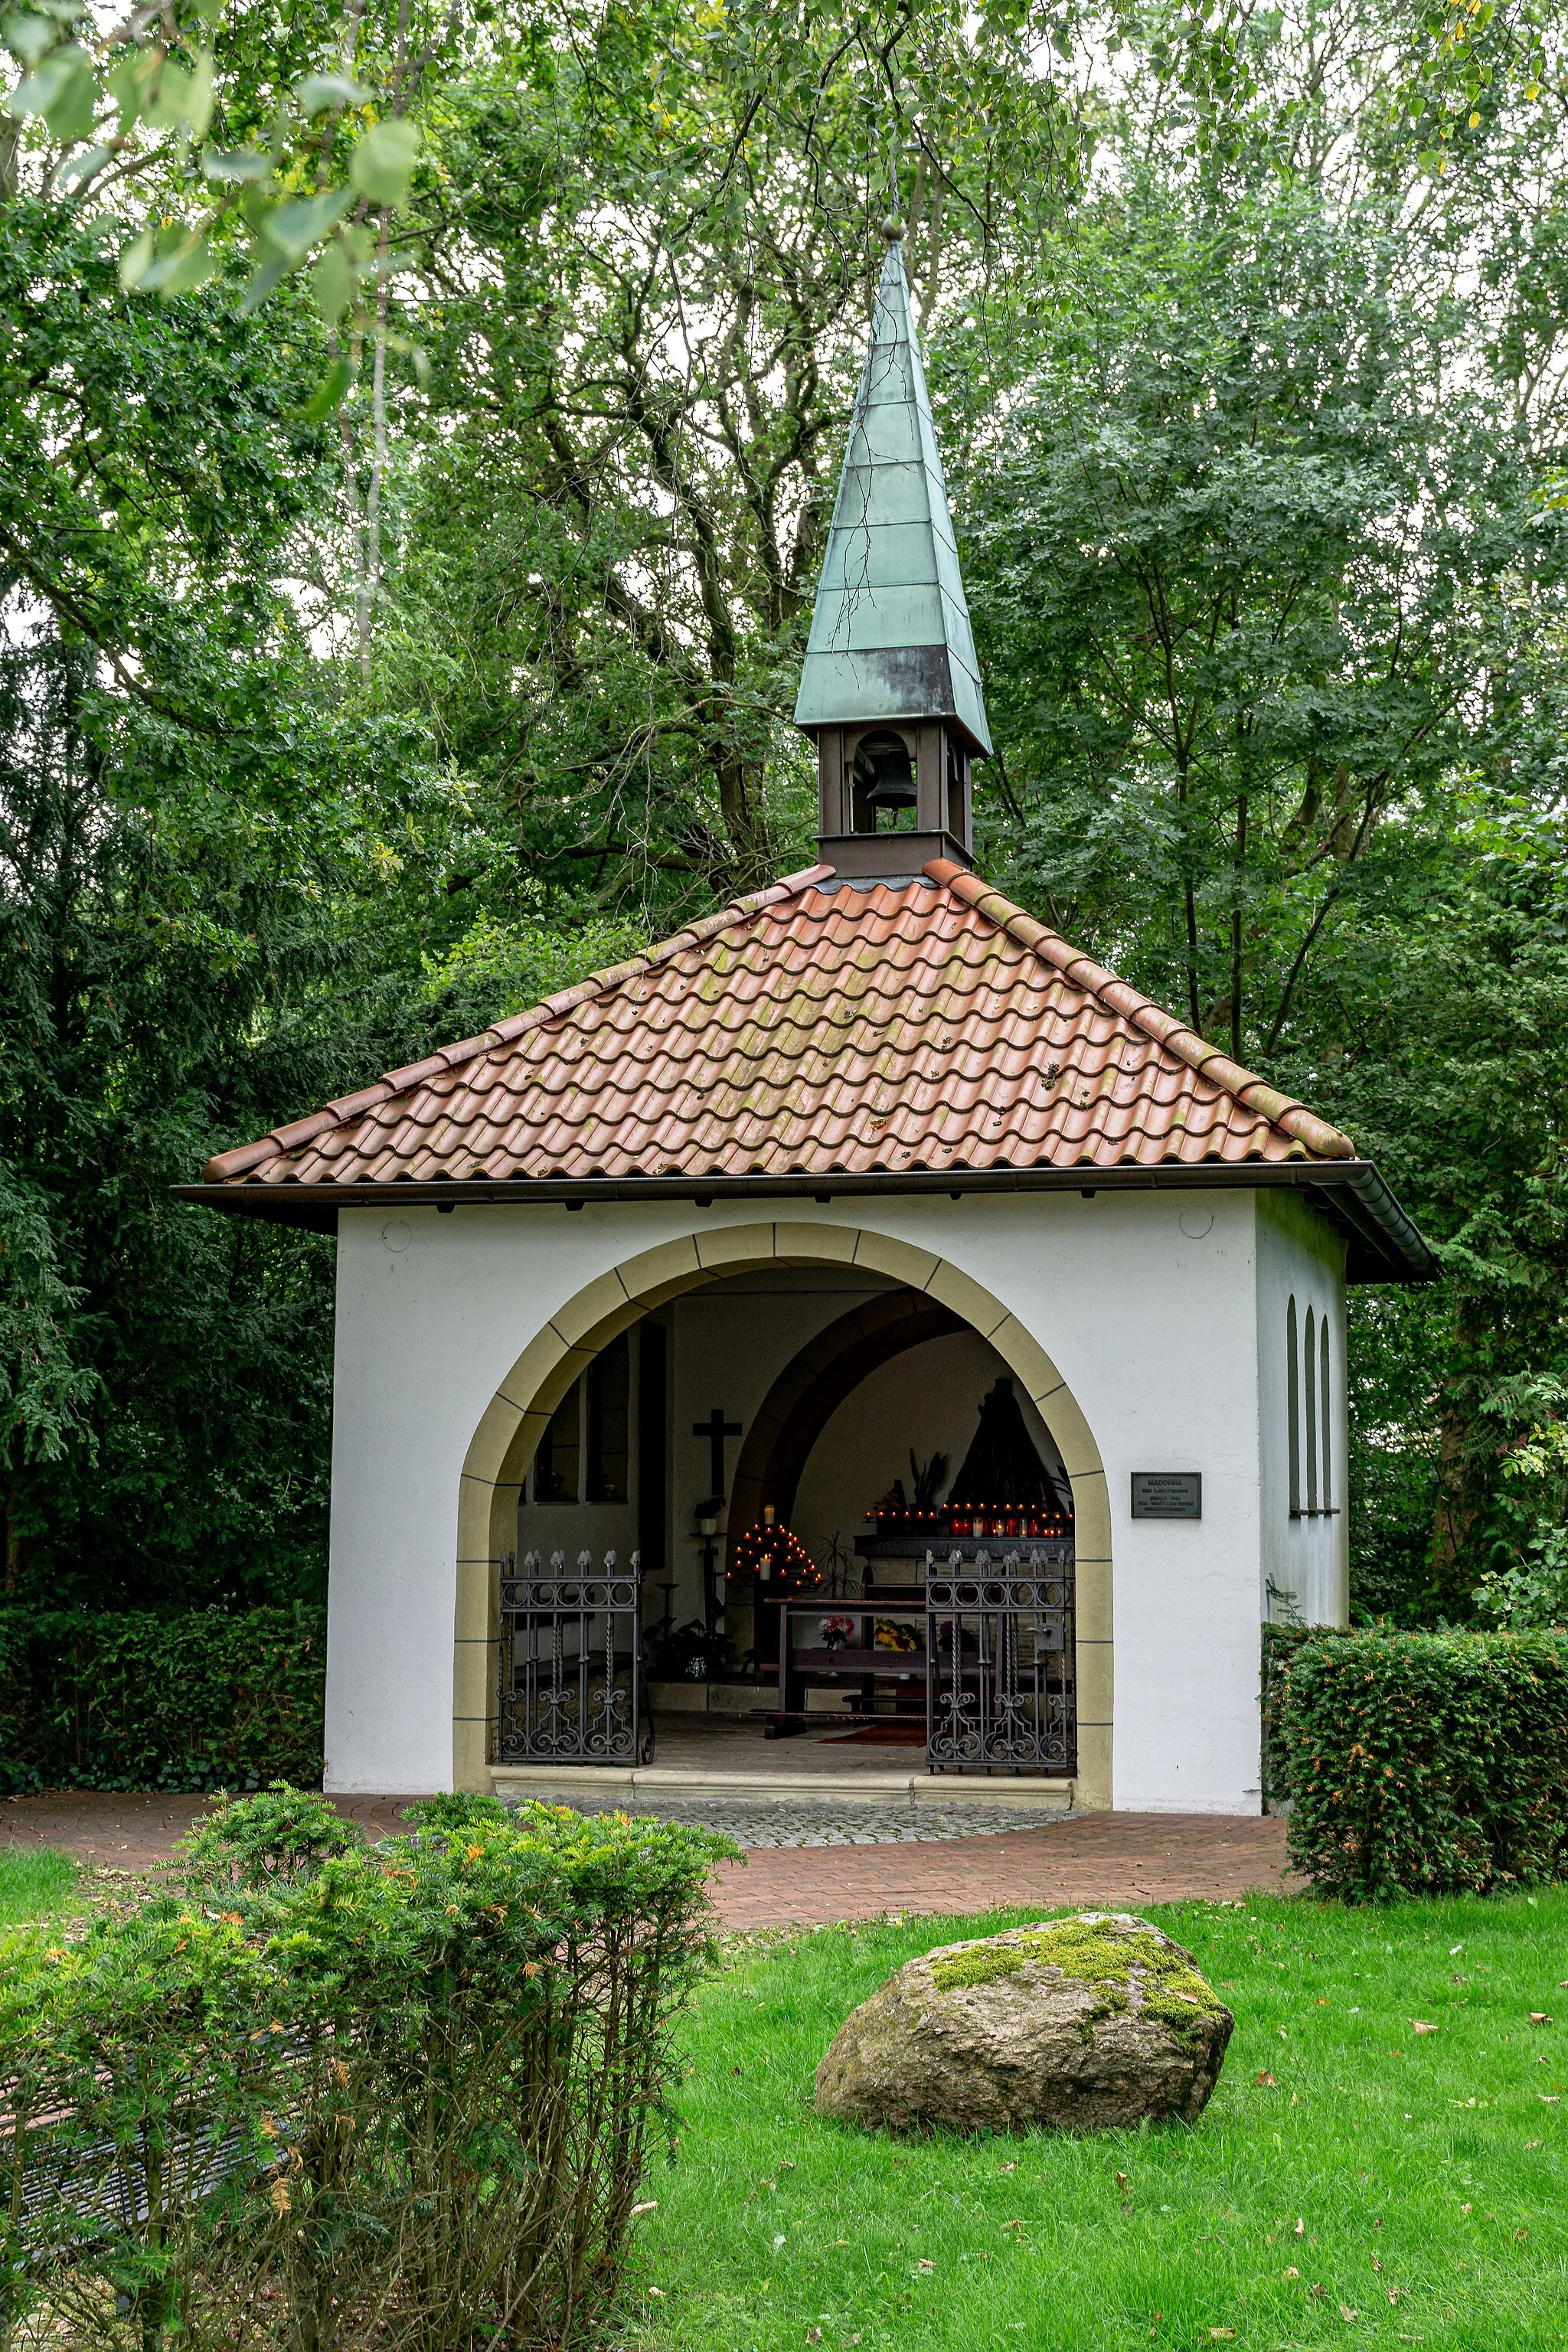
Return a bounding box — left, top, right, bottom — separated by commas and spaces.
815, 726, 848, 838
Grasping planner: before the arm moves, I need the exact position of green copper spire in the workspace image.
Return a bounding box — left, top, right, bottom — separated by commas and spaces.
793, 221, 991, 756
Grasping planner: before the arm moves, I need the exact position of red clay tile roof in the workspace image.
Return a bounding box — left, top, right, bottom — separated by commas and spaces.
203, 858, 1355, 1191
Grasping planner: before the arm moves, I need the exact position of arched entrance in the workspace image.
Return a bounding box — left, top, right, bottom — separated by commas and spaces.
453, 1221, 1113, 1805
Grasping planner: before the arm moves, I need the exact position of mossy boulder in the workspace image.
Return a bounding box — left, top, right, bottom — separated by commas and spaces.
813, 1913, 1233, 2135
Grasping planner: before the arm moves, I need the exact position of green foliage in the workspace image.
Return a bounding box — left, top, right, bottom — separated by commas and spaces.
1342, 1289, 1446, 1623
3, 0, 436, 368
0, 185, 692, 1611
387, 0, 1085, 894
0, 1608, 326, 1791
0, 1804, 730, 2350
961, 172, 1545, 1040
420, 906, 652, 1031
0, 204, 347, 1606
399, 1788, 510, 1836
0, 1903, 279, 2344
952, 10, 1568, 1617
178, 1780, 363, 1893
1260, 1621, 1314, 1810
0, 1158, 100, 1471
1277, 1629, 1568, 1900
1473, 1400, 1568, 1627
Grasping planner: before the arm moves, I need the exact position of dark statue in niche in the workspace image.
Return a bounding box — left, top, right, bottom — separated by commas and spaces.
947, 1377, 1073, 1519
862, 1374, 1074, 1587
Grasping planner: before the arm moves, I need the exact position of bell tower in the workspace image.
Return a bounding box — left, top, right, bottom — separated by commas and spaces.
793, 215, 991, 882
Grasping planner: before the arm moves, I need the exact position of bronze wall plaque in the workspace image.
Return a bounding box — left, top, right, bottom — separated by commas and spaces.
1131, 1472, 1202, 1520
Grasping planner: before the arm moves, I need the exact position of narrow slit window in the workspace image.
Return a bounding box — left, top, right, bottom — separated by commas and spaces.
1304, 1306, 1318, 1513
1320, 1318, 1332, 1508
535, 1382, 580, 1502
586, 1332, 630, 1503
1287, 1297, 1300, 1516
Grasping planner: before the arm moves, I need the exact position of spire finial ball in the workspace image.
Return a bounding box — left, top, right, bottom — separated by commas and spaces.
881, 212, 905, 243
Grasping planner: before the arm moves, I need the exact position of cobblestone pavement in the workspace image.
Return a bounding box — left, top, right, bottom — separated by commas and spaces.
541, 1795, 1046, 1847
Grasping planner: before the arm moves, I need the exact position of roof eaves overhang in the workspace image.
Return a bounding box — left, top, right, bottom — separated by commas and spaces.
173, 1157, 1434, 1285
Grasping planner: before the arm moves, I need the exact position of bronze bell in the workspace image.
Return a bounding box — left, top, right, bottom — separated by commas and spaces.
856, 730, 916, 814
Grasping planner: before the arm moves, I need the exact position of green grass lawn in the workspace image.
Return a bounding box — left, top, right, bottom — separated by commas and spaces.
0, 1845, 78, 1926
624, 1891, 1568, 2352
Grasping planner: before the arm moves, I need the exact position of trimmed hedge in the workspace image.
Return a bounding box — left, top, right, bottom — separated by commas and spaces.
1277, 1628, 1568, 1900
0, 1787, 730, 2350
1260, 1621, 1312, 1811
0, 1606, 326, 1792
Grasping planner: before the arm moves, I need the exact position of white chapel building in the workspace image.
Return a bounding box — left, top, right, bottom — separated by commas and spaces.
185, 226, 1431, 1815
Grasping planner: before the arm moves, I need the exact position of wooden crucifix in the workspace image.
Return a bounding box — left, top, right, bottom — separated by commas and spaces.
693, 1405, 742, 1498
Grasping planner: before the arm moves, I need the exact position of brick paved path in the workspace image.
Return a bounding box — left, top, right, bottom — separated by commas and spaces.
708, 1810, 1294, 1929
2, 1790, 1294, 1923
0, 1791, 416, 1870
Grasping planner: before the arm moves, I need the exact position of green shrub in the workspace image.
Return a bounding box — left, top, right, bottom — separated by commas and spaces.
0, 1802, 733, 2350
0, 1606, 325, 1791
400, 1788, 511, 1836
1277, 1628, 1568, 1900
1260, 1621, 1313, 1810
0, 1905, 281, 2347
178, 1782, 363, 1899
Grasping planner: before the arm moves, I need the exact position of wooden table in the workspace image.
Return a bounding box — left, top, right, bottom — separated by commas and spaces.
763, 1596, 927, 1739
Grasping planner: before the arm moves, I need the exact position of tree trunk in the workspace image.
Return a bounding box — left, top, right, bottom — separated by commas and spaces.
714, 746, 772, 894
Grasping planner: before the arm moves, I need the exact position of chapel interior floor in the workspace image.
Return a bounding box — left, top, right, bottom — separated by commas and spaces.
643, 1713, 929, 1775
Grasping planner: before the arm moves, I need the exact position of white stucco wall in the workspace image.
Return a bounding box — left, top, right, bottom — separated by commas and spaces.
1256, 1191, 1350, 1628
324, 1186, 1329, 1811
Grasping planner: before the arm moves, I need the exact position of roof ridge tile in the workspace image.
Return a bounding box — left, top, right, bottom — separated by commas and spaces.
922, 858, 1354, 1160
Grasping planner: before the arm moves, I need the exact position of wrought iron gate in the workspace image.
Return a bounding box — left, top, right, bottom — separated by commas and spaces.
925, 1546, 1076, 1773
497, 1549, 653, 1766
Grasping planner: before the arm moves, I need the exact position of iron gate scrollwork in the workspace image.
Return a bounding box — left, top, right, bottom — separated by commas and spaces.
925, 1546, 1076, 1773
498, 1548, 654, 1766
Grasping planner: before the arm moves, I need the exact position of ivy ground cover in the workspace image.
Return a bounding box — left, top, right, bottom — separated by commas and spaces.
625, 1893, 1568, 2352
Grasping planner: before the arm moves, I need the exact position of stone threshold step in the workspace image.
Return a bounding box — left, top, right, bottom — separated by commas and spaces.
490, 1765, 1074, 1811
